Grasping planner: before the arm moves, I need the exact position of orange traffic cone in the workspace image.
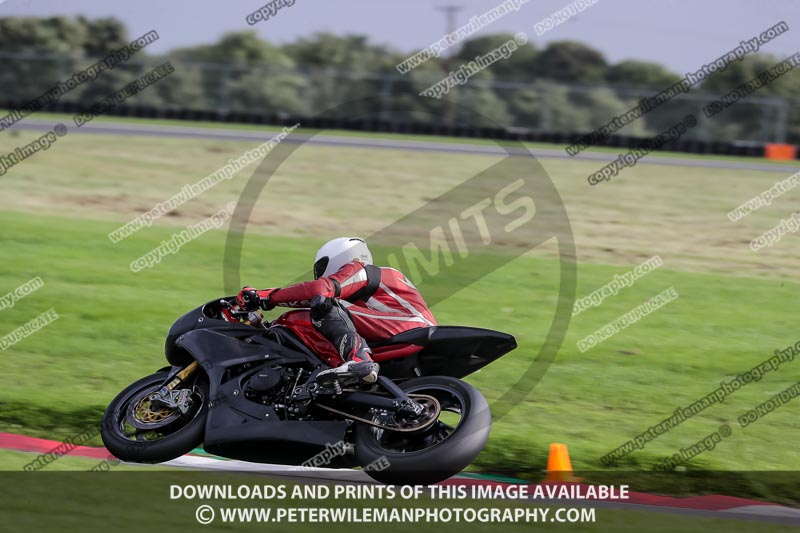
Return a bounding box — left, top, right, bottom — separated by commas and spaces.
544, 443, 582, 483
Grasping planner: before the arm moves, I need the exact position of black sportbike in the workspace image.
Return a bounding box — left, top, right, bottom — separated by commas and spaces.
101, 296, 517, 485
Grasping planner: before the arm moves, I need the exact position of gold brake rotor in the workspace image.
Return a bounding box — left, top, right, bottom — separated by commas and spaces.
133, 397, 174, 423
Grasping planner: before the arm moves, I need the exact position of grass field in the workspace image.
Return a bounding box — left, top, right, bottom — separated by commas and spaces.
0, 124, 798, 500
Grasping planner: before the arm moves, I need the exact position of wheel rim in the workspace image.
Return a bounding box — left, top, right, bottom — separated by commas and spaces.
368, 384, 467, 454
112, 375, 206, 444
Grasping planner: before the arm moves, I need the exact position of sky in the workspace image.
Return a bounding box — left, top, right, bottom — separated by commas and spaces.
1, 0, 798, 75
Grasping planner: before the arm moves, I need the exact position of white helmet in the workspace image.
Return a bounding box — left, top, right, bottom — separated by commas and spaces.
313, 237, 373, 279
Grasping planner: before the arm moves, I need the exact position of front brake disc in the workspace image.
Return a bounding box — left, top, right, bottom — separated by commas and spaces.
126, 388, 182, 430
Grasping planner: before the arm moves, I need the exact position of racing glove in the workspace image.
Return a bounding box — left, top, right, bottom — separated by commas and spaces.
237, 286, 276, 311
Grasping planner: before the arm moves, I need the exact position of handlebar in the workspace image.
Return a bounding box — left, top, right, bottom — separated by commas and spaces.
217, 298, 265, 327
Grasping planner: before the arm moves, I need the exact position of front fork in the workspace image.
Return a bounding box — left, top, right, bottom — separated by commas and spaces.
166, 360, 200, 389
150, 360, 201, 413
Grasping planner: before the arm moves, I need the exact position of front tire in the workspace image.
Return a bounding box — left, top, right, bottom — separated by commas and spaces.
354, 375, 491, 485
101, 369, 208, 463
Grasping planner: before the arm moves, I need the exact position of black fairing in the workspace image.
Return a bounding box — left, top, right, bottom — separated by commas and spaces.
375, 326, 517, 379
420, 326, 516, 377
165, 299, 259, 366
176, 327, 349, 465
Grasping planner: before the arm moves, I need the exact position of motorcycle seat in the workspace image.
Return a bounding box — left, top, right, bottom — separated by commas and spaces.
370, 326, 436, 347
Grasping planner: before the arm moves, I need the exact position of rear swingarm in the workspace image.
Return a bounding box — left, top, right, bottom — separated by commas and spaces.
314, 377, 439, 432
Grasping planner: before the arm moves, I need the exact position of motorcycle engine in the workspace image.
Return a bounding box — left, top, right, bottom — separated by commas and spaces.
244, 366, 293, 405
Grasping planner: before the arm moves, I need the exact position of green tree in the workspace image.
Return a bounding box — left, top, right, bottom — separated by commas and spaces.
605, 60, 681, 89
0, 17, 87, 103
454, 33, 538, 81
535, 41, 607, 82
225, 67, 309, 115
283, 33, 405, 117
172, 31, 294, 69
0, 16, 88, 53
81, 17, 129, 56
284, 33, 397, 73
698, 54, 799, 142
534, 84, 650, 135
171, 32, 307, 112
0, 16, 138, 107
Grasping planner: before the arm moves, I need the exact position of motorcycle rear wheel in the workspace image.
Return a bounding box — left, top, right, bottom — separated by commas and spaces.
354, 375, 491, 485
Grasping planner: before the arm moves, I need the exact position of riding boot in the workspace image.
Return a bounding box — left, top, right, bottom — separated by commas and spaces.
310, 295, 379, 386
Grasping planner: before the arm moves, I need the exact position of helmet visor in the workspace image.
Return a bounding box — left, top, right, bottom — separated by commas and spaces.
313, 257, 329, 280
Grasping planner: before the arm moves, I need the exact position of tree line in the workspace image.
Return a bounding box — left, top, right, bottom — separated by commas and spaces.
1, 16, 798, 143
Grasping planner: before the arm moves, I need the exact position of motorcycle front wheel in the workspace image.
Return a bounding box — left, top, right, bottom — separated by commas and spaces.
101, 369, 208, 463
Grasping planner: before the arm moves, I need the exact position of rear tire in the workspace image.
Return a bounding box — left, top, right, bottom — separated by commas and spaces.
354, 375, 491, 485
101, 370, 208, 463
